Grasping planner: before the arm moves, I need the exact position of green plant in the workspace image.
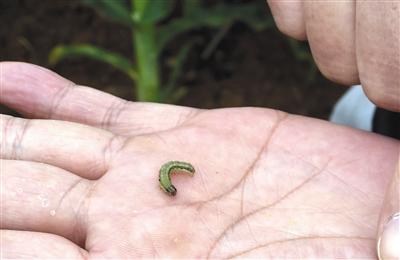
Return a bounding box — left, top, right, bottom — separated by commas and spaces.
49, 0, 273, 102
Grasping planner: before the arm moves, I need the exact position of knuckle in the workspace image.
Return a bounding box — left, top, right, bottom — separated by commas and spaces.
0, 115, 30, 159
49, 82, 75, 118
100, 99, 127, 129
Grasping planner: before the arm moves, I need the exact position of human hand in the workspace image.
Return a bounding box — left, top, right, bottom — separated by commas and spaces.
1, 62, 398, 258
267, 1, 400, 112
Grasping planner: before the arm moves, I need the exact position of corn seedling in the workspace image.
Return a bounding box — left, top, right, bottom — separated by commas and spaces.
49, 0, 273, 102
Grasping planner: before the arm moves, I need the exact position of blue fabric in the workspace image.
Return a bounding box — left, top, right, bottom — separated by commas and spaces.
330, 85, 376, 131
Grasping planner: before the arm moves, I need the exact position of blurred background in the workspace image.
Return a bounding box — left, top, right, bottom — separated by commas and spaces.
0, 0, 346, 119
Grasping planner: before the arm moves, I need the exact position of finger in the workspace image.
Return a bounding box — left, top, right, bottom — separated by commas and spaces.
377, 164, 400, 259
267, 0, 306, 40
0, 62, 198, 135
1, 160, 92, 244
2, 230, 88, 259
1, 114, 125, 179
356, 2, 400, 112
304, 1, 359, 85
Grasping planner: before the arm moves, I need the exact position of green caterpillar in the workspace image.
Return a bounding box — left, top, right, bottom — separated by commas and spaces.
159, 161, 195, 196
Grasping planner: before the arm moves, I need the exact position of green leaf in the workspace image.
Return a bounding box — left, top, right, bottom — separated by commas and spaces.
161, 41, 193, 101
200, 3, 273, 31
132, 0, 174, 24
82, 0, 133, 26
157, 2, 273, 53
183, 0, 201, 15
49, 44, 137, 80
201, 21, 233, 59
157, 17, 202, 54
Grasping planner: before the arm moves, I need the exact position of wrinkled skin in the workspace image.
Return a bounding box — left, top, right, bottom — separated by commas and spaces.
1, 62, 399, 258
267, 0, 400, 112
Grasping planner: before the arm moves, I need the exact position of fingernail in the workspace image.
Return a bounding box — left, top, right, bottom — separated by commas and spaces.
377, 212, 400, 260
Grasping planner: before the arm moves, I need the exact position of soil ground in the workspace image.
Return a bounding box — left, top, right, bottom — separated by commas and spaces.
1, 0, 346, 119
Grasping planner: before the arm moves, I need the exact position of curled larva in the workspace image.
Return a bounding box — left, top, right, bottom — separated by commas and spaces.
159, 161, 195, 196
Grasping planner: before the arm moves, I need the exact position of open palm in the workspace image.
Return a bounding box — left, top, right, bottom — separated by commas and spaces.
2, 62, 398, 259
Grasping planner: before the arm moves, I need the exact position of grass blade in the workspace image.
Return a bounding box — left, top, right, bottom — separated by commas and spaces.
81, 0, 133, 26
132, 0, 174, 24
161, 41, 193, 102
157, 2, 273, 54
49, 44, 137, 80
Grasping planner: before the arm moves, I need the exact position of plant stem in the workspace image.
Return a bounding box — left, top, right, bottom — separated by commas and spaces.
131, 0, 160, 102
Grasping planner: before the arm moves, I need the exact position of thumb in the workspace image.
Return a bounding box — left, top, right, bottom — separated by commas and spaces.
377, 163, 400, 260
